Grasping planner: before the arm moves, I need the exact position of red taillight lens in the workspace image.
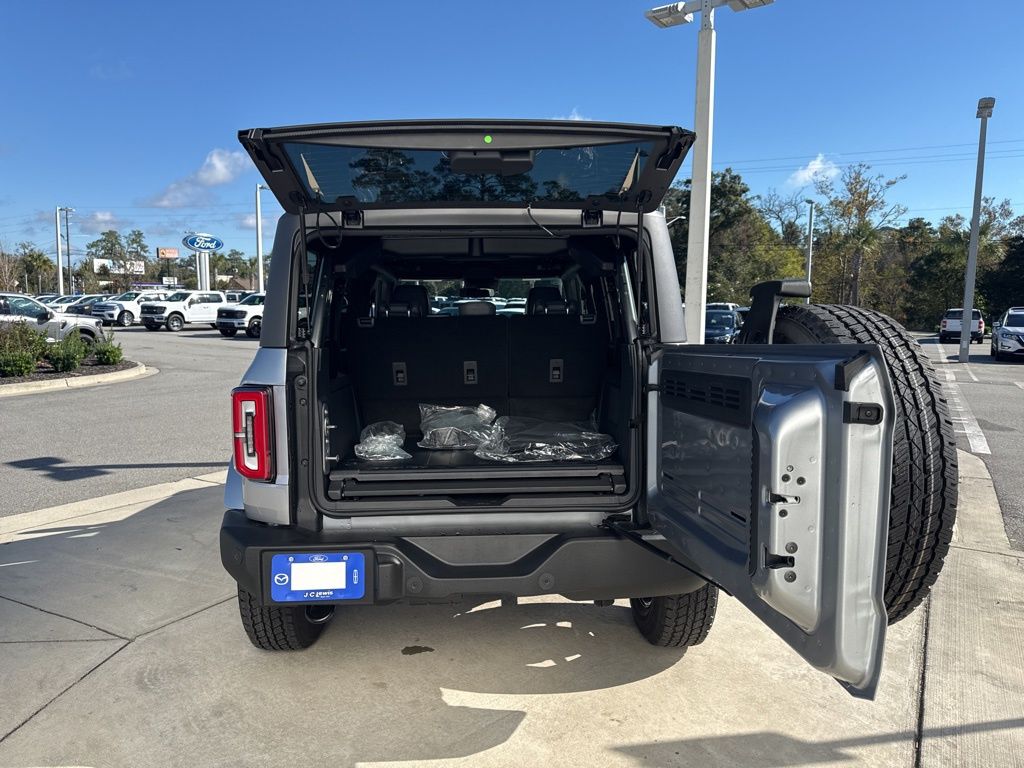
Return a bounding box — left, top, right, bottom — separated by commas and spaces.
232, 386, 274, 482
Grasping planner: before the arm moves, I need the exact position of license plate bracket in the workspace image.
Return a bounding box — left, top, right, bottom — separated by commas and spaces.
268, 551, 369, 603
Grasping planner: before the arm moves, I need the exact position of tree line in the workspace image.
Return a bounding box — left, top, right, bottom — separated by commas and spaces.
664, 163, 1024, 329
0, 229, 266, 294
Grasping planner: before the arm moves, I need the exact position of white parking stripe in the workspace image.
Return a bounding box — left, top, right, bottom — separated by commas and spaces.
1015, 382, 1024, 391
943, 378, 991, 455
964, 365, 979, 382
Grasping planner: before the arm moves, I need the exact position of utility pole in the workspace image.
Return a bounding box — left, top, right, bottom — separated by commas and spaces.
55, 207, 64, 295
804, 199, 815, 304
256, 184, 267, 293
645, 0, 774, 344
959, 97, 995, 364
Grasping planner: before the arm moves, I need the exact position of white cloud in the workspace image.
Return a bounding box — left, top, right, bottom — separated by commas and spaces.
148, 149, 251, 208
787, 153, 840, 188
78, 211, 123, 234
553, 107, 591, 121
239, 211, 279, 231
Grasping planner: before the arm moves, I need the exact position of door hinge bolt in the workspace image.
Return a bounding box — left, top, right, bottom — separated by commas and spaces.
784, 571, 797, 582
785, 542, 798, 554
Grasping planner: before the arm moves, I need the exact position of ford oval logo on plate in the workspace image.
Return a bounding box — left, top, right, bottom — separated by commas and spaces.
308, 554, 329, 562
182, 233, 224, 252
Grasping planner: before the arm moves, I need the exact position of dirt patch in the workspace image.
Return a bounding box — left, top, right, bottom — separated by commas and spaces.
0, 359, 136, 386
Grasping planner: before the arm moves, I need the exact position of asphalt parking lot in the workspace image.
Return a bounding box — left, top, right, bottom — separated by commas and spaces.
0, 327, 257, 517
1, 327, 1022, 766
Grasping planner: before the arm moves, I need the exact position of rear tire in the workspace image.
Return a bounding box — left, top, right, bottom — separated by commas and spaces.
774, 304, 958, 624
237, 587, 328, 651
219, 328, 238, 337
117, 311, 133, 327
630, 584, 718, 648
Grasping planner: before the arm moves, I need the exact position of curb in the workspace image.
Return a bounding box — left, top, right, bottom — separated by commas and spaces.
0, 361, 156, 399
0, 470, 227, 538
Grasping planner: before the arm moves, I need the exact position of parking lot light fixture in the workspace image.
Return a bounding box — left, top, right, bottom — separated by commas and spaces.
959, 96, 995, 364
644, 0, 775, 344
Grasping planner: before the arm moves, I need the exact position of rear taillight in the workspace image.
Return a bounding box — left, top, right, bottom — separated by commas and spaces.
941, 320, 947, 328
232, 386, 274, 482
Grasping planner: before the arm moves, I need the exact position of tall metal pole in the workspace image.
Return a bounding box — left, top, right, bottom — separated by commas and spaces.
63, 208, 73, 293
959, 97, 995, 363
55, 207, 64, 295
804, 200, 814, 304
255, 184, 266, 293
684, 0, 716, 344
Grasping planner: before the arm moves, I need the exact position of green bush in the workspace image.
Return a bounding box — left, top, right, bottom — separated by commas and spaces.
45, 331, 87, 373
0, 323, 47, 363
0, 350, 37, 377
93, 332, 124, 365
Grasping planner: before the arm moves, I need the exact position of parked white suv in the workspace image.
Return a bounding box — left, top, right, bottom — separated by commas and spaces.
216, 292, 265, 338
140, 290, 227, 331
92, 291, 169, 327
991, 307, 1024, 361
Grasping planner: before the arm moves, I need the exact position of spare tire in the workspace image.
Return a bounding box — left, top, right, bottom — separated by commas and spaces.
773, 304, 958, 625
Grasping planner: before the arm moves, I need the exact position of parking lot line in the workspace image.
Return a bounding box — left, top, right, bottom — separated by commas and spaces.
942, 373, 991, 455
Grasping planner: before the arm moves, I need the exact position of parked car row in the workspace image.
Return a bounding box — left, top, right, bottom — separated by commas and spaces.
0, 292, 103, 345
3, 290, 266, 340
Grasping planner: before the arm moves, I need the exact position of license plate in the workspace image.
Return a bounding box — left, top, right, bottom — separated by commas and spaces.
269, 552, 366, 602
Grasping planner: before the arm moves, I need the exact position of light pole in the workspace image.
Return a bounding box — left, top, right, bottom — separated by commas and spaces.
256, 184, 268, 293
645, 0, 774, 344
959, 96, 995, 364
55, 207, 64, 295
63, 207, 74, 293
804, 199, 815, 304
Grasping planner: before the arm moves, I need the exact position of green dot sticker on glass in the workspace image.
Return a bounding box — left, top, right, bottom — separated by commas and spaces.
483, 135, 493, 144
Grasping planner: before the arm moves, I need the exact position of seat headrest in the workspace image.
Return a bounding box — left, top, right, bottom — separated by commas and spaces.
387, 284, 429, 317
527, 286, 568, 315
458, 301, 496, 316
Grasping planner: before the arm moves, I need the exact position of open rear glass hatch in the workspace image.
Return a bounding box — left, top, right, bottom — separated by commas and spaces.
238, 119, 694, 215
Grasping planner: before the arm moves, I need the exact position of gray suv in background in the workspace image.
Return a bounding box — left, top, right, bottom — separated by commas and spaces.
219, 119, 957, 699
0, 292, 101, 345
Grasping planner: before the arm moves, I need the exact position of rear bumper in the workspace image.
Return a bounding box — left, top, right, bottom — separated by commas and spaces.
219, 509, 704, 606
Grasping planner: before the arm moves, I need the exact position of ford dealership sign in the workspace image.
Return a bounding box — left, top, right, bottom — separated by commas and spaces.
182, 233, 224, 252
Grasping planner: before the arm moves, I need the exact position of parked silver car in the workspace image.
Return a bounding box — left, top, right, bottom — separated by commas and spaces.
0, 293, 101, 345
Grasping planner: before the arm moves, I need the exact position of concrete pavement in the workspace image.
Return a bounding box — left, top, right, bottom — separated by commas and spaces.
0, 452, 1021, 767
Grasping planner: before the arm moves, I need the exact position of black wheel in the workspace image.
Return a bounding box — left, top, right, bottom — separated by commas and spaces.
219, 327, 238, 337
237, 587, 329, 651
210, 323, 218, 329
166, 314, 184, 332
78, 332, 96, 349
630, 584, 718, 648
938, 334, 948, 343
117, 310, 133, 327
246, 317, 262, 338
774, 304, 957, 624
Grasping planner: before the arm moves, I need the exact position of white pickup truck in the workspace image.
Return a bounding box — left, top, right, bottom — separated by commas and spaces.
91, 291, 170, 326
140, 290, 227, 331
215, 292, 265, 338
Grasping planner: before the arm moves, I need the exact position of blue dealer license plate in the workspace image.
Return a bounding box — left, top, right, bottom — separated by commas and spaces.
269, 552, 366, 602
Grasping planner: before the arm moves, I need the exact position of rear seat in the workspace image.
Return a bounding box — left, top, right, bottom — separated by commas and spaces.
509, 287, 604, 421
348, 286, 509, 433
347, 284, 605, 435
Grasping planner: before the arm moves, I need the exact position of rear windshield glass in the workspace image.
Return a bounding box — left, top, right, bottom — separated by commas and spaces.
705, 311, 735, 328
945, 309, 981, 319
281, 141, 654, 205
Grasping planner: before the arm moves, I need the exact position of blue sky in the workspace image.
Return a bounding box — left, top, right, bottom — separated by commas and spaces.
1, 0, 1021, 265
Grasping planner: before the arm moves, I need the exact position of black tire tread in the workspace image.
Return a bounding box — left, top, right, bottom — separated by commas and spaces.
774, 304, 958, 624
630, 584, 719, 647
237, 587, 324, 651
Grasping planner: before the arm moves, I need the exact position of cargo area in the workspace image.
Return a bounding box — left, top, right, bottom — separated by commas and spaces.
308, 232, 640, 510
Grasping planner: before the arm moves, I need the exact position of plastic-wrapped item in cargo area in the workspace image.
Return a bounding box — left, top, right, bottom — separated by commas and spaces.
354, 421, 412, 461
417, 403, 497, 450
474, 417, 617, 462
